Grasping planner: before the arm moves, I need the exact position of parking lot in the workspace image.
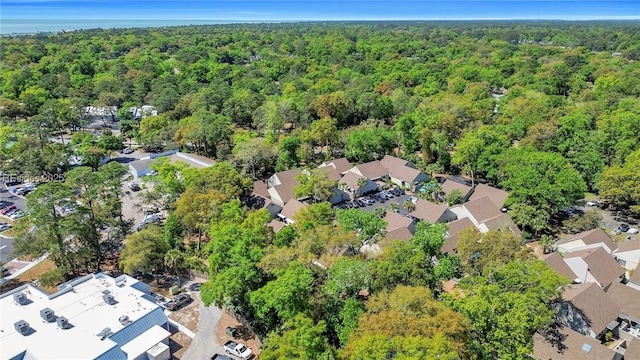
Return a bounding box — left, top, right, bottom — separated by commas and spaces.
0, 184, 28, 263
337, 187, 415, 215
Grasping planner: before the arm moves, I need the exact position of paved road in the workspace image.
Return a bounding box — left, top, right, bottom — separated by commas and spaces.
0, 235, 15, 263
181, 292, 225, 360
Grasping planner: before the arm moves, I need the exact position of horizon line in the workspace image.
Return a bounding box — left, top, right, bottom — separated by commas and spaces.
3, 17, 640, 21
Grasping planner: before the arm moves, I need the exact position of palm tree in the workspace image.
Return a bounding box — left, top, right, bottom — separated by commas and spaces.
389, 202, 400, 213
404, 199, 416, 212
164, 249, 184, 287
539, 235, 555, 254
356, 177, 369, 197
431, 182, 443, 202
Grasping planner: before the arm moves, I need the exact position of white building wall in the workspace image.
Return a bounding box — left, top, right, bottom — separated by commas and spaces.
614, 249, 640, 271
450, 206, 476, 226
268, 188, 285, 207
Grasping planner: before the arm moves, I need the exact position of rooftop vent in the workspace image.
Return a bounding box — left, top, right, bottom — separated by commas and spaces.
582, 343, 592, 353
102, 293, 116, 305
96, 327, 112, 340
13, 292, 28, 305
14, 320, 30, 335
56, 316, 69, 329
40, 308, 55, 322
118, 315, 130, 326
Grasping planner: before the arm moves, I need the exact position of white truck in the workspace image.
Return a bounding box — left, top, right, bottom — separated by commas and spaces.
223, 341, 252, 359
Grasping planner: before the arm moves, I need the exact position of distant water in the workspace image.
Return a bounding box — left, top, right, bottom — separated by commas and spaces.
0, 19, 262, 35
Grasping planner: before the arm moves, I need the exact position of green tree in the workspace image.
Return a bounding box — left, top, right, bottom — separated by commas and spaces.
275, 135, 301, 171
345, 126, 395, 163
250, 261, 315, 328
457, 228, 533, 275
444, 189, 464, 206
164, 248, 184, 286
233, 137, 276, 179
562, 208, 603, 234
260, 315, 335, 360
452, 125, 510, 185
498, 148, 586, 217
19, 182, 76, 271
342, 285, 469, 359
294, 169, 338, 202
175, 188, 226, 246
119, 226, 168, 276
336, 208, 386, 243
444, 260, 567, 359
598, 149, 640, 213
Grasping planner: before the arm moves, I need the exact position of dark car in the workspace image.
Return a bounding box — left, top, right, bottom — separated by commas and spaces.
618, 224, 630, 233
189, 283, 202, 291
225, 326, 240, 338
0, 201, 13, 209
211, 354, 234, 360
166, 293, 191, 311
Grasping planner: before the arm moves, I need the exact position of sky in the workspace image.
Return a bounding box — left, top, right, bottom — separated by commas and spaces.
1, 0, 638, 21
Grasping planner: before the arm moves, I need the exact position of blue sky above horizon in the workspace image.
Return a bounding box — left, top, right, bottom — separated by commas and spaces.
2, 1, 639, 21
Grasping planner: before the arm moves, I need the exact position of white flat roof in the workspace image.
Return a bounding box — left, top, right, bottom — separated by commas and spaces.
120, 324, 170, 359
0, 274, 165, 360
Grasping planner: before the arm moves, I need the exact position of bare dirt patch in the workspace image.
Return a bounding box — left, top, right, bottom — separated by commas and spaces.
2, 258, 58, 293
168, 296, 200, 332
215, 311, 261, 357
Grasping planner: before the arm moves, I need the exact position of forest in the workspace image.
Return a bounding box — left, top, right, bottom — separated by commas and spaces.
1, 21, 640, 359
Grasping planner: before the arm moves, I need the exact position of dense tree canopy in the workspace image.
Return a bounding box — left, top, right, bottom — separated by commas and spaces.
3, 21, 640, 360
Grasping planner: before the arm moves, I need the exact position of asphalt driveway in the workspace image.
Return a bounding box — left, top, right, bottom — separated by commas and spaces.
180, 292, 225, 360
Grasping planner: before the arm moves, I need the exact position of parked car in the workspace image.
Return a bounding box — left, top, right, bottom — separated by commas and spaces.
14, 187, 31, 196
9, 211, 25, 220
225, 326, 240, 338
586, 200, 600, 206
1, 205, 16, 215
165, 293, 191, 311
4, 180, 22, 187
211, 354, 234, 360
120, 147, 134, 154
0, 201, 13, 209
144, 212, 164, 223
189, 282, 202, 291
224, 341, 253, 359
392, 187, 404, 196
628, 228, 639, 234
128, 182, 141, 191
59, 205, 76, 215
136, 221, 151, 231
618, 224, 630, 233
0, 224, 12, 232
